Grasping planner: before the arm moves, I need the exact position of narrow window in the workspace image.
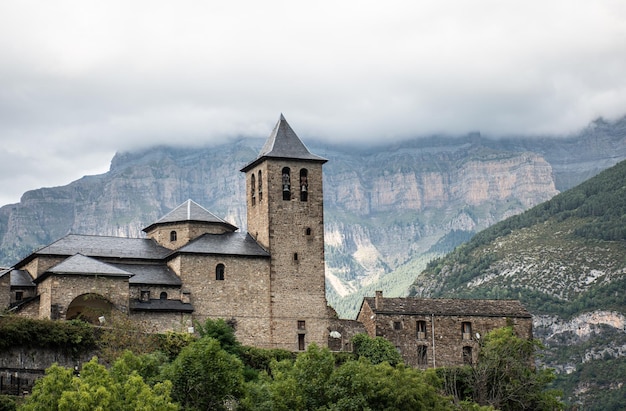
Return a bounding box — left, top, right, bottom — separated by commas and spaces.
293, 252, 298, 261
282, 167, 291, 200
160, 292, 167, 300
463, 346, 473, 364
462, 322, 472, 340
298, 334, 305, 351
140, 290, 150, 302
258, 170, 263, 201
394, 321, 402, 330
298, 320, 306, 330
417, 345, 428, 366
170, 231, 177, 242
416, 320, 427, 340
299, 169, 308, 201
251, 174, 256, 206
305, 227, 312, 236
216, 264, 225, 281
15, 291, 23, 301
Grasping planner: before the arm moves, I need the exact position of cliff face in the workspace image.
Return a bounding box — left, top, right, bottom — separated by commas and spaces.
1, 117, 625, 299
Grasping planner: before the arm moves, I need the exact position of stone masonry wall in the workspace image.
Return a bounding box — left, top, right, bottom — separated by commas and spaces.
372, 312, 532, 368
178, 253, 273, 348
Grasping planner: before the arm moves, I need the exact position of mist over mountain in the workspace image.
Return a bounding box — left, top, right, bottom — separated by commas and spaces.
1, 116, 625, 287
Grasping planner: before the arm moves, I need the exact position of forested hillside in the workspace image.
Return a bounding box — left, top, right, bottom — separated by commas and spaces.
410, 159, 626, 409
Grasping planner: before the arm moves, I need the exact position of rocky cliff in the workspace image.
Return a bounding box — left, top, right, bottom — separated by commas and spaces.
1, 116, 626, 317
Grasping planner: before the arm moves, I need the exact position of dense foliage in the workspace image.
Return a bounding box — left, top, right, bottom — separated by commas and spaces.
0, 316, 95, 352
10, 320, 565, 411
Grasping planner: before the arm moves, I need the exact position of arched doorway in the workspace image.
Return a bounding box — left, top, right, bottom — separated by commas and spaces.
66, 293, 113, 324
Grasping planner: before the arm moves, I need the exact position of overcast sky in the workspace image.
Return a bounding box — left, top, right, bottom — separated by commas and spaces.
1, 1, 625, 206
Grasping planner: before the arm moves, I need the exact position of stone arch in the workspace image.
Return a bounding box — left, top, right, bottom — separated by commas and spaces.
66, 293, 113, 324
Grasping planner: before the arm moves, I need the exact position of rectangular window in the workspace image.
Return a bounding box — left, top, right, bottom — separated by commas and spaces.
298, 320, 306, 330
393, 321, 402, 330
15, 291, 23, 301
140, 290, 150, 301
417, 345, 428, 366
298, 334, 305, 351
462, 322, 472, 340
416, 320, 427, 339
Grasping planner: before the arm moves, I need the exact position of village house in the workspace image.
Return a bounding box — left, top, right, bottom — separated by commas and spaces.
357, 291, 533, 368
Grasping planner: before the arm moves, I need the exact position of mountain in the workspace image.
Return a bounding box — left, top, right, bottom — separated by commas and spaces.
409, 158, 626, 409
1, 116, 626, 316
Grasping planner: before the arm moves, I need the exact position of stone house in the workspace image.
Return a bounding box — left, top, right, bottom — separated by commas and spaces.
357, 291, 533, 368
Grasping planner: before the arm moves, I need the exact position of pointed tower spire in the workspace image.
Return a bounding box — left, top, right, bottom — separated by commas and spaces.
241, 115, 326, 172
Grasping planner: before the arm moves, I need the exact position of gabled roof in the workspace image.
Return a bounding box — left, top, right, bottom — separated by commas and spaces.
18, 234, 171, 265
10, 269, 35, 287
362, 297, 531, 318
176, 232, 270, 257
112, 263, 182, 286
34, 254, 133, 283
143, 199, 237, 233
241, 114, 327, 172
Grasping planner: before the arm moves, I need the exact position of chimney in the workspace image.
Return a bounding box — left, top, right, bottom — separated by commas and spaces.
375, 290, 383, 310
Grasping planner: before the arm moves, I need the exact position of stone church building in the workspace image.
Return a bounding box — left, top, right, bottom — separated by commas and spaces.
1, 115, 532, 365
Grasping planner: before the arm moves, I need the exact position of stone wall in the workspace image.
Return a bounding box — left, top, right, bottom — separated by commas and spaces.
364, 311, 532, 368
38, 275, 129, 320
0, 347, 96, 395
178, 253, 273, 348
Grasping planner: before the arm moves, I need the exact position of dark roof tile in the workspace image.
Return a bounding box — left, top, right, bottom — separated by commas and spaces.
177, 232, 269, 257
32, 234, 171, 260
364, 297, 531, 318
143, 199, 237, 232
241, 114, 327, 171
130, 299, 194, 313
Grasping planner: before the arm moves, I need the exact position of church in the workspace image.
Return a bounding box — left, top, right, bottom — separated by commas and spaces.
1, 115, 532, 366
1, 115, 331, 351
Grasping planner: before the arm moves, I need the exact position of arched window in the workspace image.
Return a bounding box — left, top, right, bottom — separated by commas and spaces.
305, 227, 312, 236
251, 174, 256, 206
160, 292, 167, 300
258, 170, 263, 201
299, 169, 308, 201
282, 167, 291, 200
170, 231, 177, 242
216, 264, 225, 281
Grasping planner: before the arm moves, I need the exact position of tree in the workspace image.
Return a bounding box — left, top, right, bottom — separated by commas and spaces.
20, 357, 178, 411
440, 327, 563, 411
193, 317, 241, 355
163, 336, 244, 411
351, 333, 403, 366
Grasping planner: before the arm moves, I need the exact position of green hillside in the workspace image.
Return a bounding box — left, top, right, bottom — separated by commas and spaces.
408, 159, 626, 408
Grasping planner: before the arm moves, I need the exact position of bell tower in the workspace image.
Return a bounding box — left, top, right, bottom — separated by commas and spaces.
241, 115, 329, 350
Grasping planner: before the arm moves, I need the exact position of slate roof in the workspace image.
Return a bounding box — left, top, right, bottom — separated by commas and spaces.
112, 263, 182, 286
10, 269, 35, 287
241, 114, 327, 171
34, 254, 134, 284
177, 232, 270, 257
24, 234, 171, 262
363, 297, 531, 318
130, 299, 194, 313
143, 199, 237, 233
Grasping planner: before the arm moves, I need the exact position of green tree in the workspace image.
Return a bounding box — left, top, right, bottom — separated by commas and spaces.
194, 317, 241, 355
20, 357, 178, 411
473, 327, 563, 410
351, 333, 403, 366
163, 336, 244, 411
